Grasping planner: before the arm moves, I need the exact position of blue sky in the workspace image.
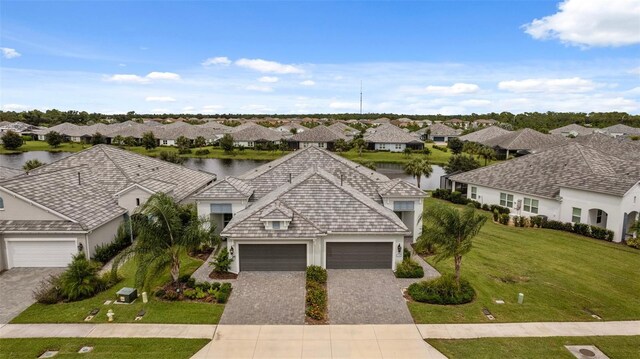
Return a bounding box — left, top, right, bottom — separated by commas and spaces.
1, 0, 639, 115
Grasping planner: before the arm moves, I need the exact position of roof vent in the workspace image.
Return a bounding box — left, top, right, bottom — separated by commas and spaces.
77, 172, 81, 185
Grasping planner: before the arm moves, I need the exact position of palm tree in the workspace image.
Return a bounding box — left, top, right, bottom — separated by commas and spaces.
403, 157, 433, 188
23, 159, 45, 171
116, 193, 214, 290
417, 203, 487, 287
478, 146, 496, 165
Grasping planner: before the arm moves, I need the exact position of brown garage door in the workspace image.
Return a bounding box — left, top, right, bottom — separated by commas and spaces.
326, 242, 392, 269
239, 244, 307, 271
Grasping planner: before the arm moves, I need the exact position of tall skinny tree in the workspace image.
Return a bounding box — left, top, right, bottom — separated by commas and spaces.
403, 157, 432, 188
418, 203, 487, 287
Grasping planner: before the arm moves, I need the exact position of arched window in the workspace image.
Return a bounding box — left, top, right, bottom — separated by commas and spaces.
0, 196, 4, 209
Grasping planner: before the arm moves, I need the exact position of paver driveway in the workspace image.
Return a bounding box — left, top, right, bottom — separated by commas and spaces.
219, 271, 305, 325
327, 269, 413, 324
0, 268, 65, 324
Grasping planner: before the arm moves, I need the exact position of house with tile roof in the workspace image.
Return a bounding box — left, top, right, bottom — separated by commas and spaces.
327, 122, 359, 138
363, 124, 423, 152
289, 125, 348, 151
448, 142, 640, 243
549, 124, 595, 137
459, 126, 512, 144
194, 146, 425, 272
600, 124, 640, 138
0, 166, 23, 181
0, 145, 214, 270
482, 128, 568, 158
229, 123, 284, 148
419, 123, 462, 142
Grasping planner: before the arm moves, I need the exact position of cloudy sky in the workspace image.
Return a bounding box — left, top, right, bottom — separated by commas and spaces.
1, 0, 639, 115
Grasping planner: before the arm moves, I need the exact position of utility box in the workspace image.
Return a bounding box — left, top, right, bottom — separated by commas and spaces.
116, 287, 138, 303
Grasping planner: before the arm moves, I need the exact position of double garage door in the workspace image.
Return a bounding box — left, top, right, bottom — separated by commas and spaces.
237, 242, 393, 271
5, 239, 76, 268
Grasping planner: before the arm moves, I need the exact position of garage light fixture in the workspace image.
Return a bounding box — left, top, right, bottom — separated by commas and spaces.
229, 246, 235, 257
397, 244, 401, 253
77, 243, 84, 252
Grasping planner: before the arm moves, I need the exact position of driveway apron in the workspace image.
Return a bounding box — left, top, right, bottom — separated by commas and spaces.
0, 268, 65, 324
327, 269, 413, 324
219, 271, 305, 325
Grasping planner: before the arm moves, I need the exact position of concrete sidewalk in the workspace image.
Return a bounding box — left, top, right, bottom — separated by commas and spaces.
417, 321, 640, 339
0, 323, 216, 339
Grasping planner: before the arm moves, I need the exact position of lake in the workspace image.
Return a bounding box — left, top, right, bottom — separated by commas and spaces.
0, 151, 444, 190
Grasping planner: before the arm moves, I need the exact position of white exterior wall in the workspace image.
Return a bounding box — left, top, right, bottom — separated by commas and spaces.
381, 196, 424, 242
300, 142, 328, 149
465, 184, 561, 220
117, 187, 152, 213
0, 188, 67, 221
87, 215, 125, 258
159, 139, 176, 146
234, 141, 254, 148
374, 143, 406, 152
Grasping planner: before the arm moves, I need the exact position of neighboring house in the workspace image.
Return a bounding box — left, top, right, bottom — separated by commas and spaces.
482, 128, 567, 159
327, 122, 359, 138
600, 124, 640, 138
194, 146, 425, 272
472, 119, 497, 127
230, 123, 284, 148
0, 166, 23, 181
449, 143, 640, 243
420, 123, 462, 142
35, 122, 84, 142
571, 133, 640, 162
0, 145, 214, 270
275, 123, 307, 135
459, 126, 512, 144
289, 125, 348, 150
363, 123, 424, 152
549, 124, 594, 137
444, 118, 469, 129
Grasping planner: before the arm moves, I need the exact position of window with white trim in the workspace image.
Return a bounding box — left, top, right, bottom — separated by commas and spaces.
395, 144, 402, 150
394, 201, 414, 211
572, 207, 581, 223
470, 187, 477, 200
380, 143, 386, 150
596, 209, 603, 224
500, 193, 514, 208
211, 203, 233, 214
523, 198, 538, 214
272, 221, 280, 230
318, 142, 326, 148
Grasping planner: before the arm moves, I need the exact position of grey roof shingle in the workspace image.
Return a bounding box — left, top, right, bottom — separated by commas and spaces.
364, 124, 422, 144
483, 128, 567, 151
230, 124, 284, 142
427, 123, 462, 137
571, 133, 640, 161
459, 126, 512, 143
327, 123, 358, 137
194, 176, 254, 199
449, 143, 640, 198
377, 178, 426, 197
601, 124, 640, 135
221, 169, 409, 239
0, 166, 23, 180
549, 124, 595, 136
0, 220, 86, 232
290, 125, 348, 142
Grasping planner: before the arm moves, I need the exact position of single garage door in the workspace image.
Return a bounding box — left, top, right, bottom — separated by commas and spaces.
239, 244, 307, 271
326, 242, 393, 269
6, 240, 76, 268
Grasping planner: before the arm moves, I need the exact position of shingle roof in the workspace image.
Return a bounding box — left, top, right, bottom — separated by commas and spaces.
364, 124, 422, 144
0, 220, 86, 232
601, 124, 640, 135
35, 123, 84, 137
230, 124, 284, 142
238, 146, 390, 201
290, 125, 348, 142
194, 176, 254, 199
327, 123, 358, 137
0, 166, 23, 180
29, 145, 214, 202
260, 203, 294, 220
459, 126, 512, 143
549, 124, 594, 136
427, 123, 462, 136
483, 128, 568, 151
449, 143, 640, 198
221, 169, 409, 239
571, 133, 640, 161
377, 178, 426, 197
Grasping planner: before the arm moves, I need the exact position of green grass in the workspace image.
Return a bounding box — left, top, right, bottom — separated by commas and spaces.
0, 141, 89, 154
427, 336, 640, 359
11, 253, 224, 324
339, 144, 451, 165
408, 198, 640, 324
0, 338, 209, 359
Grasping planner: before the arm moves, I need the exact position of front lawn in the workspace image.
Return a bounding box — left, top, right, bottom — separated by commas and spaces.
0, 338, 209, 359
427, 336, 640, 359
11, 254, 224, 324
409, 198, 640, 323
0, 141, 88, 154
340, 144, 452, 165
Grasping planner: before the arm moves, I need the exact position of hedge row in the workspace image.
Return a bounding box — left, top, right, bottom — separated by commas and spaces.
432, 189, 510, 214
305, 266, 327, 321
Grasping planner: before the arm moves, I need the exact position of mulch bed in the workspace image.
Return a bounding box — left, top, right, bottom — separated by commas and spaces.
189, 247, 214, 261
209, 271, 238, 280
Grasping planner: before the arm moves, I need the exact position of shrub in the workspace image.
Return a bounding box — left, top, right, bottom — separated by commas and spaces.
59, 254, 102, 301
395, 259, 424, 278
195, 149, 210, 156
407, 274, 475, 305
196, 282, 211, 292
499, 213, 510, 225
431, 188, 452, 201
573, 223, 591, 236
33, 274, 63, 304
449, 191, 469, 205
305, 281, 327, 321
220, 282, 232, 294
481, 204, 490, 211
178, 274, 191, 283
216, 290, 230, 303
626, 237, 640, 249
489, 205, 510, 215
590, 226, 614, 242
155, 289, 166, 298
183, 288, 197, 299
211, 282, 221, 291
469, 200, 481, 209
186, 277, 196, 289
306, 265, 327, 284
1, 130, 23, 150
195, 288, 207, 299
543, 220, 573, 232
178, 148, 192, 155
492, 209, 500, 222
164, 290, 179, 301
432, 144, 448, 152
530, 216, 544, 228
92, 223, 131, 263
403, 248, 411, 261
210, 247, 233, 273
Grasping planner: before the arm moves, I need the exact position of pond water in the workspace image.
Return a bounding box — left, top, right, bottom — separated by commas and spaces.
0, 151, 444, 190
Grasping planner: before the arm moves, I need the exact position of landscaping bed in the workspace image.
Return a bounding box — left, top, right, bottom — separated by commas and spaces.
0, 338, 209, 359
305, 266, 328, 324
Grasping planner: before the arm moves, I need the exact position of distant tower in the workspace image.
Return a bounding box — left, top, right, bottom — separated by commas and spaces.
359, 81, 363, 115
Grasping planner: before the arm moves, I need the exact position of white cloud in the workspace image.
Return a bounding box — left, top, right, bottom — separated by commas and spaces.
235, 58, 304, 74
498, 77, 596, 93
329, 101, 360, 111
258, 76, 279, 83
1, 47, 21, 59
461, 99, 491, 107
202, 56, 231, 66
245, 84, 274, 92
300, 80, 316, 86
146, 72, 181, 81
104, 72, 180, 84
2, 103, 29, 111
523, 0, 640, 47
145, 96, 176, 102
202, 105, 224, 113
424, 83, 479, 95
629, 67, 640, 76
